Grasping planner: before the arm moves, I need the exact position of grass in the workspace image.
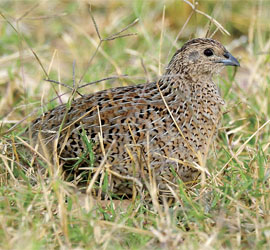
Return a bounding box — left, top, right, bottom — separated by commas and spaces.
0, 0, 270, 249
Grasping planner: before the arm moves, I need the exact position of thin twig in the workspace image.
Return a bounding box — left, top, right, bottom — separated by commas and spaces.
205, 18, 213, 38
159, 5, 166, 76
87, 4, 102, 40
0, 91, 70, 136
23, 13, 67, 20
86, 140, 116, 194
78, 41, 102, 85
78, 75, 128, 89
79, 4, 138, 85
45, 79, 73, 90
104, 33, 137, 41
17, 2, 40, 21
215, 118, 270, 179
0, 11, 51, 83
166, 8, 194, 64
140, 58, 150, 85
181, 0, 230, 35
72, 60, 76, 89
105, 18, 139, 40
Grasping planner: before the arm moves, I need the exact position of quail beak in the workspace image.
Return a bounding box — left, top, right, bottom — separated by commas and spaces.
217, 51, 240, 67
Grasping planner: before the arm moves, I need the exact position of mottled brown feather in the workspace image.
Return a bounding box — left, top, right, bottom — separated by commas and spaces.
27, 38, 239, 196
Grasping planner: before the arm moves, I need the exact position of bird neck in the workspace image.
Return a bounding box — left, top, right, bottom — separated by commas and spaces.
156, 68, 224, 106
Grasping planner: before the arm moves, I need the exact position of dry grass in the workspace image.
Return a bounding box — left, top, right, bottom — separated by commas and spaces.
0, 0, 270, 249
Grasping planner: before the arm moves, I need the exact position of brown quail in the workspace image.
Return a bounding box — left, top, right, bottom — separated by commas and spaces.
28, 38, 239, 196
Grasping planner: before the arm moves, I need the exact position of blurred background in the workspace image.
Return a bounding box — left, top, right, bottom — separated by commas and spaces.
1, 2, 270, 248
0, 0, 269, 124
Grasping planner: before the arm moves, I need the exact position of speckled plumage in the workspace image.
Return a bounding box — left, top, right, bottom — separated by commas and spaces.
28, 38, 239, 196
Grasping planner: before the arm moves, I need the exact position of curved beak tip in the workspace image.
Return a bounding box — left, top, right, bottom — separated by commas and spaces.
218, 52, 240, 67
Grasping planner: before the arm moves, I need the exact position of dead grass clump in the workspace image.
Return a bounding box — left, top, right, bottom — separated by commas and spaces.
0, 0, 270, 249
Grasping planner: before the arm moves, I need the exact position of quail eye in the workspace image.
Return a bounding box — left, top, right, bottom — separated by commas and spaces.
204, 48, 214, 57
